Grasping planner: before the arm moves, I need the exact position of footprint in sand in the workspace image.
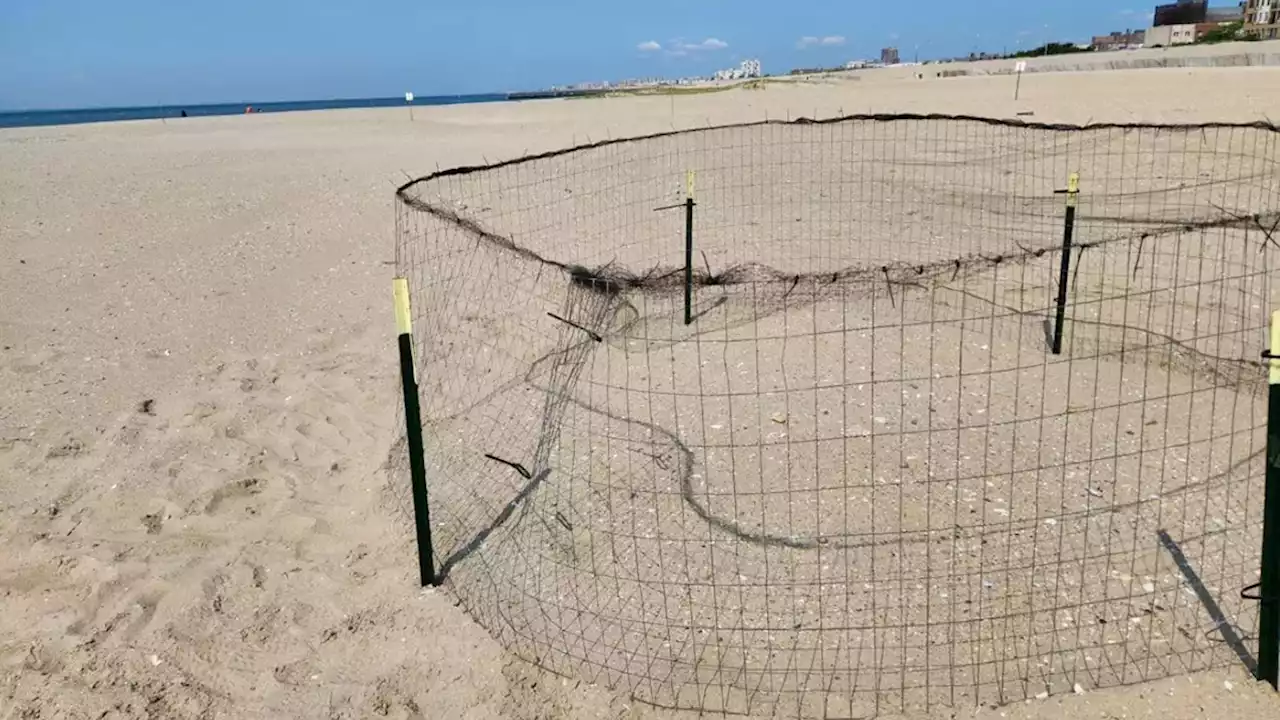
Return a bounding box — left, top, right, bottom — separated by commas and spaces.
204, 477, 267, 514
141, 511, 165, 534
44, 435, 87, 460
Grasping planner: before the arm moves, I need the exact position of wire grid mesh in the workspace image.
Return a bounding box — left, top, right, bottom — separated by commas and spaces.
390, 114, 1280, 717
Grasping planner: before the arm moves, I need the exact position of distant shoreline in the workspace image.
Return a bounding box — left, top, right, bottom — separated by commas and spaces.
0, 85, 749, 129
0, 93, 513, 129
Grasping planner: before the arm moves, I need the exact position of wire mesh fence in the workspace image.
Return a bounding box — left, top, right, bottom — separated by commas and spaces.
390, 114, 1280, 717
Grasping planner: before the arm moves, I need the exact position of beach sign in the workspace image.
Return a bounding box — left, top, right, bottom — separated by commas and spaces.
1015, 61, 1027, 73
405, 92, 415, 103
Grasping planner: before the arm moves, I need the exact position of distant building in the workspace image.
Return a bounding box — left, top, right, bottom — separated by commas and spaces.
1154, 0, 1208, 26
1091, 29, 1147, 49
880, 47, 901, 65
1145, 22, 1207, 44
1206, 4, 1244, 21
1245, 0, 1280, 38
714, 59, 763, 81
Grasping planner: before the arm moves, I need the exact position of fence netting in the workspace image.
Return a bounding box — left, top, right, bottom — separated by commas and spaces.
391, 114, 1280, 717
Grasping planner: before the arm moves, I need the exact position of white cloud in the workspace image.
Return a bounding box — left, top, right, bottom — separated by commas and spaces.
799, 35, 846, 49
670, 37, 728, 52
637, 40, 661, 52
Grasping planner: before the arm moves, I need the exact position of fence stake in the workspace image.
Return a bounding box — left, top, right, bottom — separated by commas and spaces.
684, 171, 696, 326
394, 277, 437, 587
1051, 172, 1079, 355
1260, 309, 1280, 687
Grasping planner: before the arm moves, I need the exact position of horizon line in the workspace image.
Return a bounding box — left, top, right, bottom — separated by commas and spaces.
0, 92, 518, 114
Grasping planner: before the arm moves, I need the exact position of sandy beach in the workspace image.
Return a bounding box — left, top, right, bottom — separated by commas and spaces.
5, 54, 1280, 719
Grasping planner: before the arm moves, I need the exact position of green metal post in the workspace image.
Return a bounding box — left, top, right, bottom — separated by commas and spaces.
395, 278, 437, 587
1260, 309, 1280, 687
1052, 172, 1079, 355
684, 197, 694, 326
684, 171, 696, 326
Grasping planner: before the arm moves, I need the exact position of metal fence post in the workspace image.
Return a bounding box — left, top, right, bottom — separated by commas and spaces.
1052, 172, 1079, 355
1259, 309, 1280, 687
394, 277, 437, 587
684, 171, 696, 326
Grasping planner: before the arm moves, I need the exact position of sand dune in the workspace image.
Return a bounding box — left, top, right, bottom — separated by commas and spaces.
4, 64, 1280, 718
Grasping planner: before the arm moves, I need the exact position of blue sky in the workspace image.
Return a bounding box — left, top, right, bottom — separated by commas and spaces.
0, 1, 1154, 110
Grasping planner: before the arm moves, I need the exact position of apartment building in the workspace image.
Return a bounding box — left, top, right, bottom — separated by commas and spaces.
1245, 0, 1280, 38
1091, 29, 1147, 49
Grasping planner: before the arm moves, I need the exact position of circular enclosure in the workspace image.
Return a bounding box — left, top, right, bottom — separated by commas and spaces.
392, 115, 1280, 717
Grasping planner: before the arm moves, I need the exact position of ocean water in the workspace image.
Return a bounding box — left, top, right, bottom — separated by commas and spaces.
0, 94, 510, 129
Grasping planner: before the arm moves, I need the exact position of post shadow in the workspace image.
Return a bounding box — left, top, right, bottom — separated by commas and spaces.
435, 468, 552, 583
1156, 528, 1256, 675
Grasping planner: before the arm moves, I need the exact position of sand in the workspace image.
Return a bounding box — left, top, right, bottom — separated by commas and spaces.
4, 57, 1280, 719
